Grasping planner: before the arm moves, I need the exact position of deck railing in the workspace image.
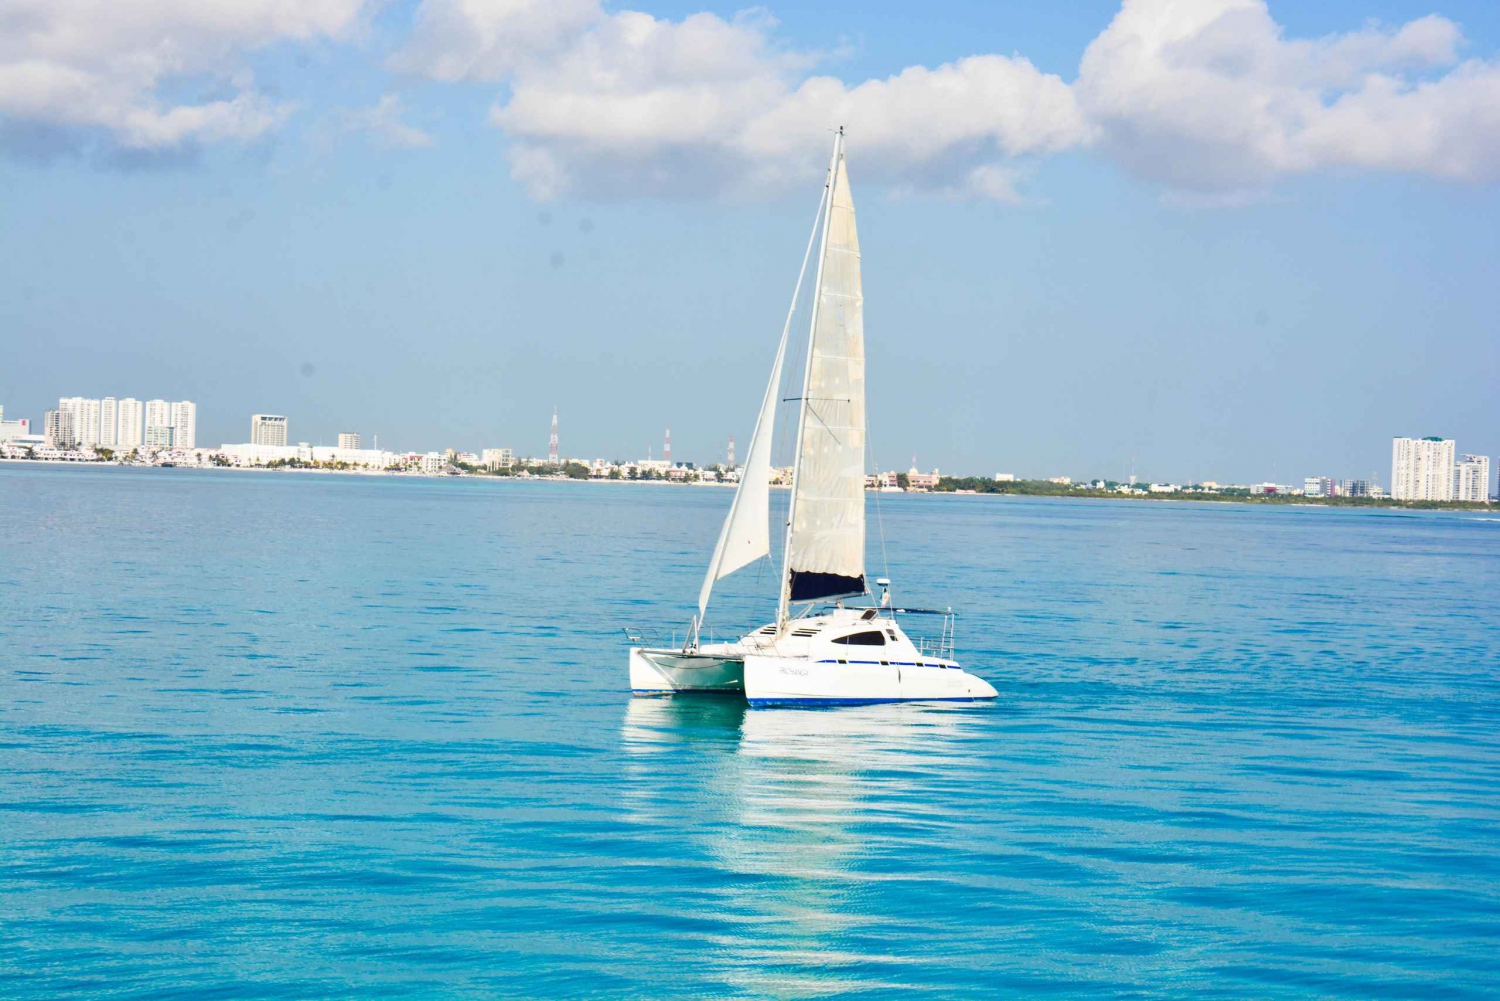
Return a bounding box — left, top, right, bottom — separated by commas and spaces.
911, 612, 957, 661
625, 605, 957, 660
822, 604, 959, 661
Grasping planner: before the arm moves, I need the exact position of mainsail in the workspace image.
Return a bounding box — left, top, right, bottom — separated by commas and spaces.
784, 134, 867, 607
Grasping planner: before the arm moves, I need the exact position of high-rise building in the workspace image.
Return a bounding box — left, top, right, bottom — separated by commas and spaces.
44, 409, 77, 448
170, 401, 197, 449
144, 424, 175, 448
338, 432, 362, 450
1391, 437, 1456, 501
58, 397, 102, 446
81, 399, 101, 446
143, 399, 171, 448
117, 398, 144, 450
1456, 454, 1491, 503
251, 414, 288, 446
100, 397, 118, 447
57, 398, 80, 432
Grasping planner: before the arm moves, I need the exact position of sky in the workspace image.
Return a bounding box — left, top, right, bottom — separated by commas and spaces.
1, 0, 1497, 484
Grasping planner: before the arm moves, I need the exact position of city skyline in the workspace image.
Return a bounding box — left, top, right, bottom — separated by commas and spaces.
32, 396, 197, 451
1, 2, 1497, 480
5, 394, 1494, 500
5, 312, 1494, 484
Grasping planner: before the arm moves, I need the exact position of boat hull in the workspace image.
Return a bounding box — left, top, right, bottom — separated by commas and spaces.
742, 654, 997, 707
629, 647, 744, 695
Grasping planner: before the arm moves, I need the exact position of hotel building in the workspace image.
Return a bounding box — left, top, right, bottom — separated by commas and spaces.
117, 399, 144, 449
1455, 455, 1491, 503
100, 397, 118, 447
44, 409, 76, 448
251, 414, 288, 446
1391, 437, 1455, 501
171, 401, 197, 449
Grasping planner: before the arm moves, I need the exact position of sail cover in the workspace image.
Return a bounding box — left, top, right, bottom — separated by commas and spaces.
787, 153, 866, 602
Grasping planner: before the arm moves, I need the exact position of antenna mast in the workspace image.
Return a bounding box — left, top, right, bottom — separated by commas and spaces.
548, 406, 559, 465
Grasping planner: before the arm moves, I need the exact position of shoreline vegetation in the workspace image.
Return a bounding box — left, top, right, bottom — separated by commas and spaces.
924, 476, 1492, 511
3, 456, 1492, 512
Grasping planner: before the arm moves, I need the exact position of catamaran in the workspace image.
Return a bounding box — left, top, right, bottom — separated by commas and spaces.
626, 129, 998, 708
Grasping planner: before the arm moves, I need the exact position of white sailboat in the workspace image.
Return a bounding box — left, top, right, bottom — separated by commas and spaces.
626, 129, 997, 708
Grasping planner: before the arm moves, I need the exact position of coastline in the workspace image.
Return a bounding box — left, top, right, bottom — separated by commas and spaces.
4, 458, 1493, 512
924, 485, 1494, 512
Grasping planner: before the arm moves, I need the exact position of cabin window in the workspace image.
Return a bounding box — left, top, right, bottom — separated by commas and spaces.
832, 630, 885, 647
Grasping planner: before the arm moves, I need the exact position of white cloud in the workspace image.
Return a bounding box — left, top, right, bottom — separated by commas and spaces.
489, 10, 811, 197
396, 4, 1087, 199
735, 55, 1091, 198
0, 0, 372, 153
398, 0, 1500, 201
393, 0, 1500, 202
8, 0, 1499, 197
961, 164, 1028, 205
388, 0, 603, 82
347, 94, 434, 148
1075, 0, 1500, 195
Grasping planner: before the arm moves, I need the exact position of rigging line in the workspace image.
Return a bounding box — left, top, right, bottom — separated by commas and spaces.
768, 161, 828, 615
866, 418, 891, 589
803, 404, 843, 447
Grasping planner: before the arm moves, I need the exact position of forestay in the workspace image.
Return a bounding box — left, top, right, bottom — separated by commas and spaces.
696, 178, 829, 623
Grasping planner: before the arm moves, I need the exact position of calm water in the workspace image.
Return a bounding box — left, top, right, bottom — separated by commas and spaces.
2, 465, 1498, 999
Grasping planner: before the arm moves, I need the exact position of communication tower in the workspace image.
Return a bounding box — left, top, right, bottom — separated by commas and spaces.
548, 407, 559, 465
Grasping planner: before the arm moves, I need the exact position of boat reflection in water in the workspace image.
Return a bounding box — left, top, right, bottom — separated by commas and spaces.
619, 696, 745, 835
620, 699, 986, 996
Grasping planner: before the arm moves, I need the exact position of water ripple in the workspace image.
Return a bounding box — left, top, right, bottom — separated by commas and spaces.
1, 468, 1498, 998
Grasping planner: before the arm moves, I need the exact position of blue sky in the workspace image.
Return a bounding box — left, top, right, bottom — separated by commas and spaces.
1, 0, 1497, 484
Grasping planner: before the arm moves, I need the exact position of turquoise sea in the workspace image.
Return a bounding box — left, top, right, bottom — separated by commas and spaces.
2, 464, 1498, 998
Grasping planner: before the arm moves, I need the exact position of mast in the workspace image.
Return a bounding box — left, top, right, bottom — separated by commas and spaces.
778, 127, 843, 629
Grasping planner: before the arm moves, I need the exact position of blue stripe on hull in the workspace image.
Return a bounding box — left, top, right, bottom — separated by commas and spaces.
635, 691, 994, 706
746, 696, 993, 708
